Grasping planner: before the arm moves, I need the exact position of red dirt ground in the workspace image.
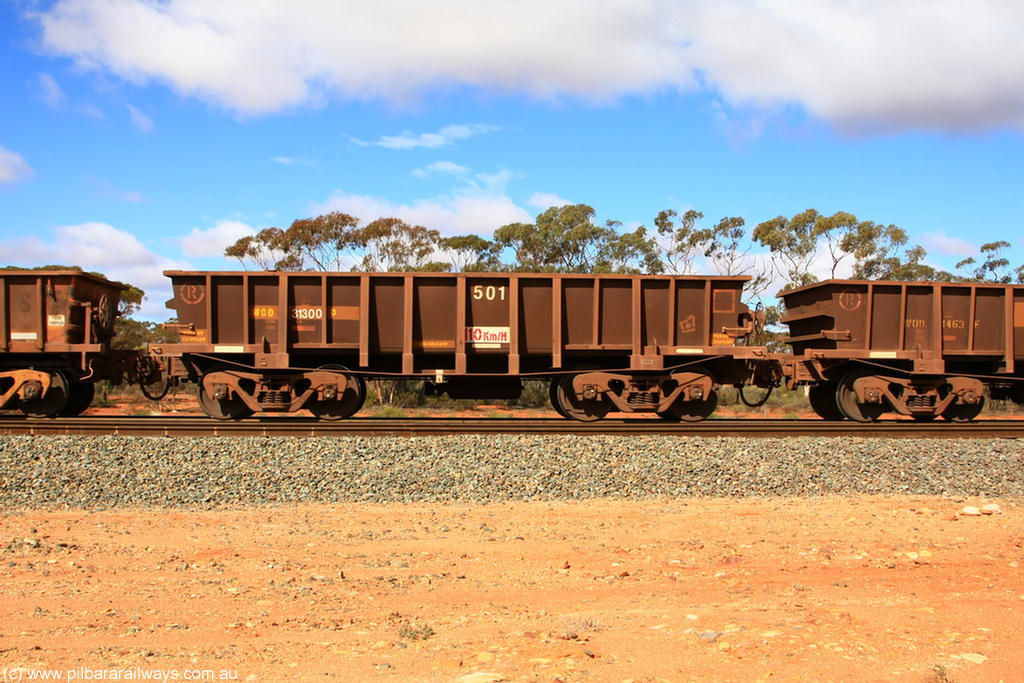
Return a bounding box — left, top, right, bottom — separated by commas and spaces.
2, 497, 1023, 683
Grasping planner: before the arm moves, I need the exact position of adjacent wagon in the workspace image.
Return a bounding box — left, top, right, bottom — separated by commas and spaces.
779, 279, 1024, 422
0, 269, 129, 416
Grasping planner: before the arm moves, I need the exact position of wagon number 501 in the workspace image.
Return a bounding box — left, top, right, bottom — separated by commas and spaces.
472, 285, 506, 301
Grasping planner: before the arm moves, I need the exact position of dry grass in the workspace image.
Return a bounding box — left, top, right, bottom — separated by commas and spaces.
926, 664, 958, 683
557, 615, 601, 640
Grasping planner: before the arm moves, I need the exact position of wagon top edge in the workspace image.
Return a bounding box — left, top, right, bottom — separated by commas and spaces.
0, 268, 130, 290
778, 278, 1024, 298
163, 270, 753, 283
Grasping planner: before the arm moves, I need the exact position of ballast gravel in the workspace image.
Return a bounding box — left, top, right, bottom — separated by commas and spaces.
1, 434, 1022, 509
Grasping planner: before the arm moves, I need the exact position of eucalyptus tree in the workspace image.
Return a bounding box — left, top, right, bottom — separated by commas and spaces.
494, 203, 662, 274
438, 234, 502, 272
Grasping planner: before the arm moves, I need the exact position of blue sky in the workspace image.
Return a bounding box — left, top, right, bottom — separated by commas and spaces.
1, 0, 1023, 319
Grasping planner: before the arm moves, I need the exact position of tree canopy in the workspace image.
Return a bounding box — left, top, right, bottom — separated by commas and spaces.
752, 209, 954, 288
219, 205, 1023, 295
492, 204, 662, 274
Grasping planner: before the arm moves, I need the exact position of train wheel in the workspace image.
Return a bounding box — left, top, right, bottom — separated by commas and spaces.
197, 380, 253, 420
552, 374, 610, 422
549, 380, 569, 418
657, 389, 718, 422
808, 383, 845, 421
309, 369, 366, 420
836, 372, 886, 423
20, 370, 70, 418
60, 381, 95, 417
941, 396, 985, 422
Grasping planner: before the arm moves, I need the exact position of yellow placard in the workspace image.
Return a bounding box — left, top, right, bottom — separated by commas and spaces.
418, 339, 454, 349
332, 305, 360, 321
252, 305, 278, 319
180, 329, 208, 344
712, 332, 732, 346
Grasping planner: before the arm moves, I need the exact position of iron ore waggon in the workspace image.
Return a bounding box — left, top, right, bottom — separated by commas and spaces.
778, 279, 1024, 422
0, 269, 130, 416
153, 270, 771, 421
7, 267, 1023, 423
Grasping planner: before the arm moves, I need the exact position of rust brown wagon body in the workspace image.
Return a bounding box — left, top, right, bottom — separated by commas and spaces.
0, 269, 129, 416
779, 279, 1024, 422
154, 271, 770, 420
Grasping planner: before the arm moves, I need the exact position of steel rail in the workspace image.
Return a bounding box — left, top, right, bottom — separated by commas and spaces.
1, 416, 1023, 438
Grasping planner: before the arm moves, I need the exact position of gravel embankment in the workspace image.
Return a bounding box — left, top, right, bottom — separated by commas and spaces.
1, 435, 1022, 508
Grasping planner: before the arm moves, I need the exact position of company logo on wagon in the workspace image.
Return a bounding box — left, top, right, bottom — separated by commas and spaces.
465, 326, 510, 348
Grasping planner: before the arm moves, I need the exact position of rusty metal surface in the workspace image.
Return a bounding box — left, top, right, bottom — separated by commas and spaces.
157, 271, 759, 378
2, 415, 1023, 438
780, 280, 1024, 370
1, 269, 127, 353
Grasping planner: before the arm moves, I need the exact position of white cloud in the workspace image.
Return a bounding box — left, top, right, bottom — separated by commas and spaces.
354, 124, 498, 150
126, 104, 154, 133
315, 158, 532, 235
32, 2, 691, 113
413, 161, 470, 178
686, 2, 1024, 134
34, 71, 106, 118
921, 231, 977, 257
79, 103, 105, 119
31, 0, 1024, 132
271, 156, 315, 166
529, 192, 571, 210
0, 222, 190, 319
36, 72, 66, 107
709, 99, 773, 148
0, 146, 35, 184
93, 179, 145, 203
473, 169, 518, 194
314, 191, 531, 236
179, 219, 256, 258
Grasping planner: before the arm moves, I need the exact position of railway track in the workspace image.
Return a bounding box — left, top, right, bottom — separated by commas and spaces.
1, 415, 1023, 438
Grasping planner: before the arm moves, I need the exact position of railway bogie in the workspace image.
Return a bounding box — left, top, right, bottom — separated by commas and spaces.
193, 365, 366, 420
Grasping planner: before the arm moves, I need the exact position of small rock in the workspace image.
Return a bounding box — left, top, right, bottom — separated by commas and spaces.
982, 503, 1002, 515
960, 653, 988, 664
697, 630, 722, 643
457, 673, 504, 683
961, 506, 982, 516
437, 658, 463, 671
